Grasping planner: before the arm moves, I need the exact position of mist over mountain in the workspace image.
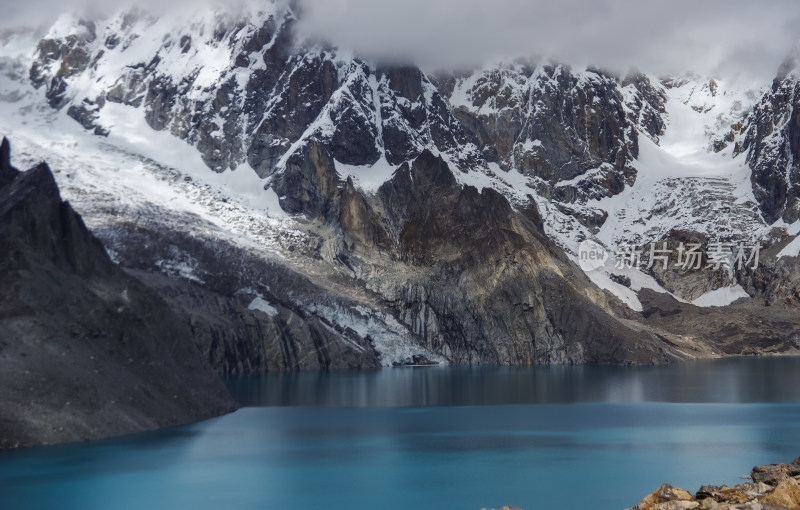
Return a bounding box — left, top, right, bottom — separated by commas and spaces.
4, 0, 800, 80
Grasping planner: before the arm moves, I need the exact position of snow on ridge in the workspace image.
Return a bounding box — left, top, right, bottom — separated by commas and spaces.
96, 6, 280, 98
526, 74, 771, 310
448, 61, 530, 115
94, 101, 283, 215
273, 53, 371, 172
662, 76, 761, 156
0, 44, 297, 259
34, 3, 290, 145
487, 72, 769, 263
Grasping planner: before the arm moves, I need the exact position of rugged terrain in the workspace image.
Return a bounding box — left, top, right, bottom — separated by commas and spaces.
627, 456, 800, 509
1, 2, 800, 374
0, 138, 236, 450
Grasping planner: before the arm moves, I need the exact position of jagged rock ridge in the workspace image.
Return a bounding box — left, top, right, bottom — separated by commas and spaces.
0, 138, 235, 450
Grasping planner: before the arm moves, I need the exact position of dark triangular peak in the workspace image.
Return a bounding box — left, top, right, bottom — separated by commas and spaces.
1, 137, 9, 168
0, 137, 19, 187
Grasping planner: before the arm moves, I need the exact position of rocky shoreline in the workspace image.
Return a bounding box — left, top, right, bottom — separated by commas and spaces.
627, 456, 800, 509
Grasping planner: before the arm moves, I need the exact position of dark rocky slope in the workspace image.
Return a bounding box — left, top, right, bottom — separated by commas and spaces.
106, 223, 385, 374
636, 289, 800, 357
0, 138, 236, 450
129, 268, 382, 373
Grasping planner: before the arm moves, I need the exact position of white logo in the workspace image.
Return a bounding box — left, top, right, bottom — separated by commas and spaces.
577, 240, 608, 272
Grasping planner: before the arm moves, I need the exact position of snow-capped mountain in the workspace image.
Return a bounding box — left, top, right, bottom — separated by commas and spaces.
2, 2, 800, 369
735, 52, 800, 224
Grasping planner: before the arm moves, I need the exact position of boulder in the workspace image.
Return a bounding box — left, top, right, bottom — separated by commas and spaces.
760, 478, 800, 509
629, 484, 699, 510
752, 462, 800, 486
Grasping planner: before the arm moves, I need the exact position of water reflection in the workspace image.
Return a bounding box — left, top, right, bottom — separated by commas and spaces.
2, 357, 800, 510
226, 356, 800, 407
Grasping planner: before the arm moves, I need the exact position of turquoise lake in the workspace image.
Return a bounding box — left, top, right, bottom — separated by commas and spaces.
1, 357, 800, 510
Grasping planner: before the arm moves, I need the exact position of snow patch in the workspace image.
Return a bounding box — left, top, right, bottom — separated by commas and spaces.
95, 102, 280, 214
156, 258, 204, 283
691, 285, 750, 307
581, 258, 687, 312
777, 234, 800, 259
247, 296, 279, 317
335, 156, 398, 193
586, 270, 644, 312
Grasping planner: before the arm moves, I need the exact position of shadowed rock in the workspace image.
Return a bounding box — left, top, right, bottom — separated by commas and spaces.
0, 138, 236, 450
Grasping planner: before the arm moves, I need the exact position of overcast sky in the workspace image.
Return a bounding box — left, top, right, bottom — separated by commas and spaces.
4, 0, 800, 81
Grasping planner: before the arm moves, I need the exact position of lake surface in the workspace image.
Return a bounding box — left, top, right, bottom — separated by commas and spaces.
2, 357, 800, 510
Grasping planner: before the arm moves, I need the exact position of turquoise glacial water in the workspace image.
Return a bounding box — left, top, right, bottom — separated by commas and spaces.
1, 357, 800, 510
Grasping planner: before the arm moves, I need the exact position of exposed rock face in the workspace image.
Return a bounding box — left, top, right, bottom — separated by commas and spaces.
736, 57, 800, 224
85, 143, 679, 368
623, 71, 668, 143
27, 7, 485, 178
627, 457, 800, 510
128, 269, 382, 373
442, 62, 658, 233
97, 221, 385, 374
29, 17, 96, 109
629, 484, 697, 510
0, 139, 236, 450
14, 6, 800, 371
642, 231, 729, 302
272, 147, 686, 365
636, 289, 800, 357
752, 460, 800, 486
737, 240, 800, 308
451, 63, 638, 198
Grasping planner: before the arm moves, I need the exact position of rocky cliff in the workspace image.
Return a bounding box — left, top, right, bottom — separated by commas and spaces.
736, 55, 800, 224
0, 138, 236, 450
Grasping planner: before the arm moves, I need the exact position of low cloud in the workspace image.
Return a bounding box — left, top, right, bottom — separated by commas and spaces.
4, 0, 799, 81
295, 0, 800, 80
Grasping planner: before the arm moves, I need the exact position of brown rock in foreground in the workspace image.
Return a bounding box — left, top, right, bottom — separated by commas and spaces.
627, 457, 800, 510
